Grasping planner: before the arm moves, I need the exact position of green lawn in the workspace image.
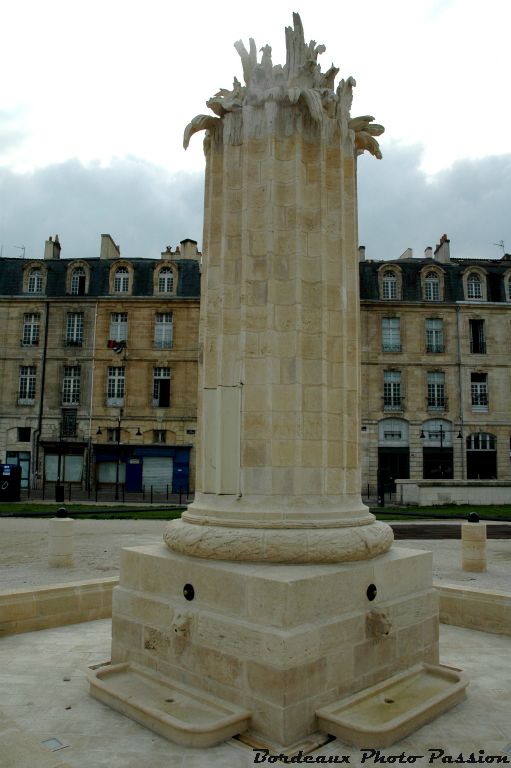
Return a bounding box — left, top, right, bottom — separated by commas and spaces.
372, 504, 511, 521
0, 503, 185, 520
1, 502, 510, 522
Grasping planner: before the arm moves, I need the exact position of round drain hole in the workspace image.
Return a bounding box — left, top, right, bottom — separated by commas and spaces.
165, 698, 174, 703
366, 583, 377, 601
384, 698, 395, 704
183, 583, 195, 601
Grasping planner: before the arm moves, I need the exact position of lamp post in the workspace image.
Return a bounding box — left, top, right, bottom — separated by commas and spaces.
55, 421, 64, 503
114, 408, 124, 501
96, 412, 144, 499
420, 424, 463, 479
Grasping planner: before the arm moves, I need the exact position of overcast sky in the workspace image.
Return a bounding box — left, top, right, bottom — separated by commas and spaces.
1, 0, 510, 262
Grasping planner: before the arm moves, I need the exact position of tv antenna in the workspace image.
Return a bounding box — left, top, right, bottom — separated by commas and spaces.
13, 245, 26, 258
493, 240, 505, 255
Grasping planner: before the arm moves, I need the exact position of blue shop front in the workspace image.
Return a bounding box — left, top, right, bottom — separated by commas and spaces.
94, 444, 190, 494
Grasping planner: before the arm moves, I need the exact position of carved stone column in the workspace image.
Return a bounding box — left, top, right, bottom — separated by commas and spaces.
165, 14, 392, 563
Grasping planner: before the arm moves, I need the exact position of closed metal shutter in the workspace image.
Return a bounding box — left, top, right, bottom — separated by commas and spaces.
142, 456, 173, 491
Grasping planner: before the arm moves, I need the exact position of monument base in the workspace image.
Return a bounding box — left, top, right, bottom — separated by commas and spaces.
102, 544, 441, 747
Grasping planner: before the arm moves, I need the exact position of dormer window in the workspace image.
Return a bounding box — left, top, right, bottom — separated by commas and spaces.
424, 271, 440, 301
467, 273, 482, 300
27, 269, 43, 294
114, 266, 129, 293
382, 271, 397, 300
70, 267, 86, 295
158, 267, 174, 293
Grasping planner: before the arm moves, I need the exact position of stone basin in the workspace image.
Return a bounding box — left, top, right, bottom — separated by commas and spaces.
88, 661, 251, 748
316, 663, 468, 748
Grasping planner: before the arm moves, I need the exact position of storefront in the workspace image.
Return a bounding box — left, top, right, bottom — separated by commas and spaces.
94, 444, 191, 494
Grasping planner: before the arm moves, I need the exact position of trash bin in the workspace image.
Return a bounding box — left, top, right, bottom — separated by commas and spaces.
0, 465, 22, 502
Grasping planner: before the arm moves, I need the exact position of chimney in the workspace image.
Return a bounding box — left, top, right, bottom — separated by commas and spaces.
100, 234, 121, 260
399, 247, 413, 260
434, 234, 450, 263
358, 245, 366, 262
179, 238, 199, 259
424, 247, 433, 259
44, 234, 61, 260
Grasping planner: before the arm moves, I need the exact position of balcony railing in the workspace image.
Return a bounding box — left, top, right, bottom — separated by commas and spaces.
383, 397, 403, 412
382, 344, 401, 353
65, 339, 83, 347
427, 397, 448, 410
470, 340, 487, 354
426, 343, 444, 353
20, 338, 39, 346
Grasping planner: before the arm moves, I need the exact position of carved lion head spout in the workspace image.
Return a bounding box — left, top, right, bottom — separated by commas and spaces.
366, 609, 393, 638
183, 12, 384, 158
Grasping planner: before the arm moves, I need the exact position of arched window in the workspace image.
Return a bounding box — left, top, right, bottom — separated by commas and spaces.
382, 271, 397, 300
158, 267, 174, 293
114, 266, 129, 293
466, 432, 496, 451
466, 431, 497, 479
70, 267, 86, 296
424, 271, 440, 301
378, 418, 409, 446
27, 268, 43, 294
467, 273, 482, 300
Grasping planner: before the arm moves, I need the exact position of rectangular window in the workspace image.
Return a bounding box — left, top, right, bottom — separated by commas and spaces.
17, 427, 31, 442
154, 313, 173, 349
18, 366, 36, 404
107, 366, 125, 405
61, 410, 77, 438
62, 366, 81, 405
109, 312, 128, 342
383, 371, 401, 411
153, 367, 171, 407
65, 313, 84, 346
469, 319, 486, 354
426, 318, 444, 353
471, 372, 488, 411
427, 371, 446, 409
382, 318, 401, 352
22, 313, 40, 346
153, 429, 167, 443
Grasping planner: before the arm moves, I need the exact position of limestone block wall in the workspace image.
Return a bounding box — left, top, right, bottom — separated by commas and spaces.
0, 578, 117, 637
438, 583, 511, 635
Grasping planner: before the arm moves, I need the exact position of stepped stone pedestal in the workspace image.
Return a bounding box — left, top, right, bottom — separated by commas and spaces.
110, 544, 439, 747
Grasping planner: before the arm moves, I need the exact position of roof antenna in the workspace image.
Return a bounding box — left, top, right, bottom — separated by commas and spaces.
493, 240, 505, 255
13, 245, 26, 258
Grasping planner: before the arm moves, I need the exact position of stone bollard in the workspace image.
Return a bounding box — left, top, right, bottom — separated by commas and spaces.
461, 515, 487, 573
48, 507, 74, 567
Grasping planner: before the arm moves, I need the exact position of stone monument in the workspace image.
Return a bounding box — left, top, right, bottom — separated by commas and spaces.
90, 14, 465, 750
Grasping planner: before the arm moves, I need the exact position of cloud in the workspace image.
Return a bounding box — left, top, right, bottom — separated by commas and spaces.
0, 158, 204, 260
358, 144, 511, 260
0, 109, 27, 156
0, 146, 509, 263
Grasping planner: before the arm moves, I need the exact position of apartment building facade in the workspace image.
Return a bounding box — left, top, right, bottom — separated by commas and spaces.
0, 234, 200, 493
2, 231, 510, 497
360, 236, 511, 493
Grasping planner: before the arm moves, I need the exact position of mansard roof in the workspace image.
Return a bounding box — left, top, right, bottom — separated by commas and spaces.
359, 258, 511, 303
0, 257, 201, 298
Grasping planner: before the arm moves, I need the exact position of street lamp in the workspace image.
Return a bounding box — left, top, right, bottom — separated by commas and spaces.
95, 412, 144, 499
420, 424, 463, 479
114, 408, 124, 500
